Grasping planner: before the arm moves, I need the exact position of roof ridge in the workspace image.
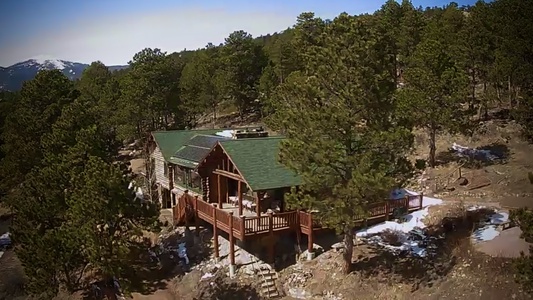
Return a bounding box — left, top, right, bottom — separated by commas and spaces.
220, 136, 284, 142
153, 128, 227, 134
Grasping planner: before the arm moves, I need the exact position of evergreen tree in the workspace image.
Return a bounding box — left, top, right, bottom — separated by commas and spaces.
267, 13, 413, 273
219, 30, 268, 119
397, 8, 470, 167
0, 70, 77, 192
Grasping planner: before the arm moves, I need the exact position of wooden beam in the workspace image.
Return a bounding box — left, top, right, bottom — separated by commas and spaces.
238, 181, 243, 216
254, 192, 260, 218
213, 169, 244, 182
217, 173, 222, 209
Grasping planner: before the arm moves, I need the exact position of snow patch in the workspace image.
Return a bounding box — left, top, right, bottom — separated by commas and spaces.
471, 211, 509, 242
215, 130, 234, 138
355, 192, 444, 257
27, 55, 66, 70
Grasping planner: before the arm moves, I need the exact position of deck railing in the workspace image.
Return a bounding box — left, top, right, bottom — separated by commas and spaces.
175, 192, 424, 240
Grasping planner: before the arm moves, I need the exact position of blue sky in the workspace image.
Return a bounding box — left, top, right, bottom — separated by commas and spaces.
0, 0, 477, 67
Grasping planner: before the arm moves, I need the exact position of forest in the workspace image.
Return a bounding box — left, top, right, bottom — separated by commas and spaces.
0, 0, 533, 297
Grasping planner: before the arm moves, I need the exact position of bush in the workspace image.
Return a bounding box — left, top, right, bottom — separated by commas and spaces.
415, 159, 426, 170
510, 207, 533, 293
381, 229, 404, 247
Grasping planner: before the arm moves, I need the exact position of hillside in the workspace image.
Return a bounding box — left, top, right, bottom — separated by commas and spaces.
1, 0, 533, 299
0, 58, 128, 91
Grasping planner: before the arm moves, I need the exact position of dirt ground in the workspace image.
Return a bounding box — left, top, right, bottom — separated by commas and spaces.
411, 118, 533, 209
277, 242, 530, 300
2, 117, 533, 299
0, 213, 26, 300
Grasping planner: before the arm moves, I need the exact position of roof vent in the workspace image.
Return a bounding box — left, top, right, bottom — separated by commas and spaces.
233, 127, 268, 139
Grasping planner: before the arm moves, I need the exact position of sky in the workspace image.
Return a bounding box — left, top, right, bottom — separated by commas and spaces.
0, 0, 477, 67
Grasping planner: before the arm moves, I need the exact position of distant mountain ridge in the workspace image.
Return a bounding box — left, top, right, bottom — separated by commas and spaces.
0, 58, 128, 91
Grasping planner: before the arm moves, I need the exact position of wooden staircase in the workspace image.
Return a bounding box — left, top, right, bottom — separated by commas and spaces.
257, 264, 280, 299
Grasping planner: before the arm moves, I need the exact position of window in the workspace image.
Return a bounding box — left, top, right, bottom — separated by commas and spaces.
189, 171, 202, 189
174, 166, 185, 183
164, 162, 168, 177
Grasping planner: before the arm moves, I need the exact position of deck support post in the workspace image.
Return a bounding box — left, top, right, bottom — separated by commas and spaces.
194, 196, 200, 237
419, 193, 424, 210
307, 212, 314, 261
212, 204, 219, 261
267, 212, 275, 264
228, 211, 236, 277
296, 210, 302, 253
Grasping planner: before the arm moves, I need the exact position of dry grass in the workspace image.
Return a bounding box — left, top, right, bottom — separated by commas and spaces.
424, 202, 469, 227
380, 229, 404, 247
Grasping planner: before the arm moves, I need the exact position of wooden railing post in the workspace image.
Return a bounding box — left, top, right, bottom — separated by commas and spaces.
419, 193, 424, 210
267, 212, 275, 264
228, 211, 236, 277
212, 203, 219, 260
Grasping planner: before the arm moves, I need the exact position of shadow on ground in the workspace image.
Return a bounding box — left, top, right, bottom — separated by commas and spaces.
436, 142, 511, 169
350, 209, 492, 291
80, 226, 214, 299
193, 271, 261, 300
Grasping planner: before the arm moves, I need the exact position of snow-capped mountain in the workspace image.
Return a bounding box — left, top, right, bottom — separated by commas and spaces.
0, 57, 128, 91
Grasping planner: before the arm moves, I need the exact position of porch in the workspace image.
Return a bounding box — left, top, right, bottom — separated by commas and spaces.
174, 191, 425, 267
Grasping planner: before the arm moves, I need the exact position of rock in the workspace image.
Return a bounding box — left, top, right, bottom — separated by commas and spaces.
457, 177, 469, 186
288, 287, 307, 299
331, 242, 344, 252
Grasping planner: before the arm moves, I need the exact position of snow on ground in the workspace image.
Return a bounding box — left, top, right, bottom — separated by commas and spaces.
215, 130, 234, 138
128, 181, 144, 200
471, 211, 510, 242
355, 190, 443, 257
357, 188, 512, 255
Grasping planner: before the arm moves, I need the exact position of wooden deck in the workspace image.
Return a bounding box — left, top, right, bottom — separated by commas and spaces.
173, 193, 424, 241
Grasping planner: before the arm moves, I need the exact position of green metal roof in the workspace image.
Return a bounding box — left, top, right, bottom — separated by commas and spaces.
219, 137, 302, 191
152, 129, 222, 167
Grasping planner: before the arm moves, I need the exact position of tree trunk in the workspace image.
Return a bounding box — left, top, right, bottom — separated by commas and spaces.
471, 69, 476, 112
212, 104, 217, 129
508, 76, 512, 108
342, 228, 354, 274
483, 82, 489, 120
428, 128, 437, 168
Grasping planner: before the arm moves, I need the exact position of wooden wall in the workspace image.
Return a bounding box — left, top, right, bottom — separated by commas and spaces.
151, 146, 169, 189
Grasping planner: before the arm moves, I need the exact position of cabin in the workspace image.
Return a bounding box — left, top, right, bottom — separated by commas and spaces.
148, 128, 425, 274
148, 127, 270, 209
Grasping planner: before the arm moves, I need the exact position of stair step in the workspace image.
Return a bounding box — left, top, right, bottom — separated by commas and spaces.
261, 287, 278, 293
261, 281, 275, 287
258, 270, 277, 276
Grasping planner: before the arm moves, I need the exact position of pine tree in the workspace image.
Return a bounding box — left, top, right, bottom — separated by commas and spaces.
267, 13, 414, 274
396, 8, 470, 167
